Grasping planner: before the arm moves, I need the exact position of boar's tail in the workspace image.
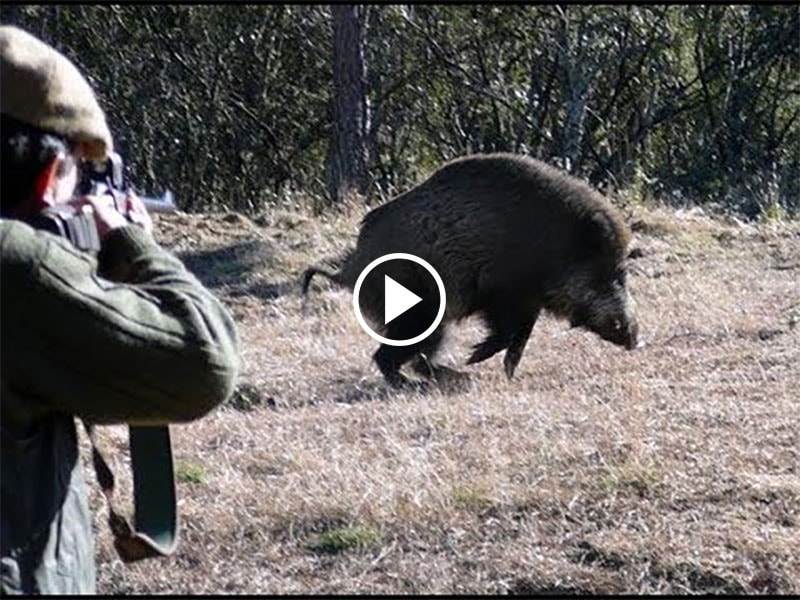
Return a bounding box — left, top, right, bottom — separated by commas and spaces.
301, 264, 343, 295
301, 247, 355, 296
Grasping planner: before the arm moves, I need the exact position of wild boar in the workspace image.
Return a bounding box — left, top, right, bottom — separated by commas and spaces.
303, 153, 639, 387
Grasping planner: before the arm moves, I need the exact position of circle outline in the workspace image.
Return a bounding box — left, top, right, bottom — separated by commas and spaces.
352, 252, 446, 347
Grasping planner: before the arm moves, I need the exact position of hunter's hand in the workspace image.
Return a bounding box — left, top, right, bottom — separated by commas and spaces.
122, 193, 154, 234
68, 195, 127, 240
68, 192, 153, 240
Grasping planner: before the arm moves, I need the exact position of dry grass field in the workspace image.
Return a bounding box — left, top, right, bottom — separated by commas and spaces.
84, 202, 799, 594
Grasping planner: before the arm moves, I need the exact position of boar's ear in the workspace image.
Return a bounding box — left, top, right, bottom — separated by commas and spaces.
627, 247, 645, 260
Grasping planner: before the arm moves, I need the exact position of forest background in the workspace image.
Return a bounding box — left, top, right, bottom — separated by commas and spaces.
2, 4, 798, 218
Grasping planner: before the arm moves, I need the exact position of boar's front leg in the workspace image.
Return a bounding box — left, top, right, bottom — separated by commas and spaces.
466, 334, 509, 365
467, 302, 540, 379
503, 308, 540, 379
467, 300, 536, 367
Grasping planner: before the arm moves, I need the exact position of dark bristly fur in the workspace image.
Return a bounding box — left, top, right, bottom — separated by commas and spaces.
302, 153, 639, 387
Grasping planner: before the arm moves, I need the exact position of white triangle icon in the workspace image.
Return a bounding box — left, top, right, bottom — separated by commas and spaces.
384, 275, 422, 324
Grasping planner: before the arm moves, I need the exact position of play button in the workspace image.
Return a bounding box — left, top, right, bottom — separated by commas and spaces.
353, 253, 447, 347
384, 275, 422, 324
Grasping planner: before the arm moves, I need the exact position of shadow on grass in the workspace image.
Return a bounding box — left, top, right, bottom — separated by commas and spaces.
226, 382, 277, 412
319, 378, 397, 406
229, 280, 298, 301
508, 578, 595, 595
177, 239, 297, 301
317, 369, 473, 407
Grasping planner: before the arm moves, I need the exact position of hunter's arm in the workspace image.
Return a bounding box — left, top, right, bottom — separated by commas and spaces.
0, 220, 240, 425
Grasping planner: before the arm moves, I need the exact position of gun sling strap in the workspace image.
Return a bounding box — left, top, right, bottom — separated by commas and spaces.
84, 423, 179, 562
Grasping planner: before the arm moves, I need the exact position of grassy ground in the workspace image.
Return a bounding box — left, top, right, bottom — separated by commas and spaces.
84, 202, 799, 594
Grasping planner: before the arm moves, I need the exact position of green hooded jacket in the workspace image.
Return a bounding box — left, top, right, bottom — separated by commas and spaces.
0, 220, 240, 594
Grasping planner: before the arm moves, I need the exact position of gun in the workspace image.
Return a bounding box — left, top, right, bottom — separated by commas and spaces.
79, 151, 178, 214
26, 151, 177, 252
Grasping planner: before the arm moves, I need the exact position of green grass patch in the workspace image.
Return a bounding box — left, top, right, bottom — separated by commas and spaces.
600, 463, 661, 497
227, 382, 270, 412
452, 484, 493, 512
176, 462, 207, 485
760, 201, 787, 223
311, 525, 381, 554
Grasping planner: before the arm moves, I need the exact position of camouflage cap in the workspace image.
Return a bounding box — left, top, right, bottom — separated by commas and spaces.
0, 25, 112, 160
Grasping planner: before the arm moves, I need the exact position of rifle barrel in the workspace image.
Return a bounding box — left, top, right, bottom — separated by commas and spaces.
141, 190, 177, 213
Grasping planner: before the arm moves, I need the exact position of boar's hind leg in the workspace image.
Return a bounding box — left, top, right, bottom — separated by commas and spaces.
374, 327, 445, 389
503, 308, 540, 380
411, 350, 468, 384
373, 345, 412, 388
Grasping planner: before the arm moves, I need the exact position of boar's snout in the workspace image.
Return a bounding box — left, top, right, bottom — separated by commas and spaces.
607, 282, 639, 351
570, 280, 639, 350
595, 314, 638, 350
624, 318, 639, 350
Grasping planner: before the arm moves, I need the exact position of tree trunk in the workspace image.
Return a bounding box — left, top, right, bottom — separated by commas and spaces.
562, 71, 590, 173
328, 4, 369, 204
557, 8, 593, 174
